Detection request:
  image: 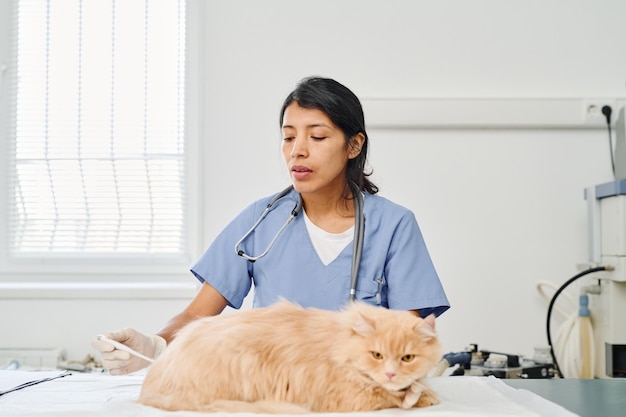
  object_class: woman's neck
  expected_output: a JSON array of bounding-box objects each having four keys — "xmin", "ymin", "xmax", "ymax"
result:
[{"xmin": 301, "ymin": 188, "xmax": 355, "ymax": 233}]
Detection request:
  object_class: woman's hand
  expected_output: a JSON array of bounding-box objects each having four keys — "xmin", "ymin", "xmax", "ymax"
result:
[{"xmin": 92, "ymin": 328, "xmax": 166, "ymax": 375}]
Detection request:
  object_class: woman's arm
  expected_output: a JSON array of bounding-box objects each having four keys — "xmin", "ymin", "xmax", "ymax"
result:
[{"xmin": 156, "ymin": 282, "xmax": 229, "ymax": 344}]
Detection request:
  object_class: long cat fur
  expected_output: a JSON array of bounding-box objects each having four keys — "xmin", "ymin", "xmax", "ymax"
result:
[{"xmin": 138, "ymin": 300, "xmax": 442, "ymax": 413}]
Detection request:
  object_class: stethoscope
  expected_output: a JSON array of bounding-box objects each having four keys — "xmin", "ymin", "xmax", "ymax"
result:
[{"xmin": 235, "ymin": 184, "xmax": 364, "ymax": 302}]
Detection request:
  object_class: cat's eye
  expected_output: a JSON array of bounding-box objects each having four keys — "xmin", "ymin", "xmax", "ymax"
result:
[
  {"xmin": 401, "ymin": 354, "xmax": 415, "ymax": 362},
  {"xmin": 371, "ymin": 351, "xmax": 383, "ymax": 360}
]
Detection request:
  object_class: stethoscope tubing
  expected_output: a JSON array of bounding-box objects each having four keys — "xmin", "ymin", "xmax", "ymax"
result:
[
  {"xmin": 235, "ymin": 184, "xmax": 364, "ymax": 302},
  {"xmin": 349, "ymin": 182, "xmax": 364, "ymax": 302},
  {"xmin": 234, "ymin": 186, "xmax": 302, "ymax": 262}
]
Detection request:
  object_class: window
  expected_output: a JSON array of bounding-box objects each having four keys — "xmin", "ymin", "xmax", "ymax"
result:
[{"xmin": 2, "ymin": 0, "xmax": 193, "ymax": 274}]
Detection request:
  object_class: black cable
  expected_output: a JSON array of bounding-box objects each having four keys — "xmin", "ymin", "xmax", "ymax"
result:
[
  {"xmin": 0, "ymin": 371, "xmax": 71, "ymax": 396},
  {"xmin": 602, "ymin": 105, "xmax": 614, "ymax": 177},
  {"xmin": 546, "ymin": 266, "xmax": 607, "ymax": 378}
]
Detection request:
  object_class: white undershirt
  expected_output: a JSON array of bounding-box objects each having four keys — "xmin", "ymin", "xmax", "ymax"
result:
[{"xmin": 303, "ymin": 210, "xmax": 354, "ymax": 266}]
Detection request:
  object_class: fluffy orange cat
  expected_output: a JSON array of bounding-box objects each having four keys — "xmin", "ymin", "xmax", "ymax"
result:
[{"xmin": 138, "ymin": 300, "xmax": 442, "ymax": 413}]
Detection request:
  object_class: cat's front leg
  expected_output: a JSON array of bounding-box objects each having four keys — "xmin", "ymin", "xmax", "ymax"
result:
[
  {"xmin": 401, "ymin": 380, "xmax": 439, "ymax": 409},
  {"xmin": 400, "ymin": 382, "xmax": 422, "ymax": 409}
]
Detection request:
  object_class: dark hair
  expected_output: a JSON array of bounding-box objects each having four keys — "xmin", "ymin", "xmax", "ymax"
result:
[{"xmin": 279, "ymin": 76, "xmax": 378, "ymax": 197}]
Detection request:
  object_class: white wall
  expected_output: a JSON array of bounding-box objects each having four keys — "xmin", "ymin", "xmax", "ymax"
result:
[
  {"xmin": 198, "ymin": 0, "xmax": 626, "ymax": 358},
  {"xmin": 2, "ymin": 0, "xmax": 626, "ymax": 363}
]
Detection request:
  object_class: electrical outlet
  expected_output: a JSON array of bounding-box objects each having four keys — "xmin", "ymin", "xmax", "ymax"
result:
[{"xmin": 583, "ymin": 99, "xmax": 616, "ymax": 126}]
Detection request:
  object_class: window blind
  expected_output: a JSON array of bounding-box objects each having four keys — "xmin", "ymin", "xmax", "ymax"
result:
[{"xmin": 9, "ymin": 0, "xmax": 186, "ymax": 255}]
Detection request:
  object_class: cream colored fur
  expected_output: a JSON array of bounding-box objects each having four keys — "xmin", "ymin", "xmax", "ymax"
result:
[{"xmin": 139, "ymin": 300, "xmax": 441, "ymax": 413}]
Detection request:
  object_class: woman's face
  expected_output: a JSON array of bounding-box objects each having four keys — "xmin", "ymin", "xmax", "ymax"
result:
[{"xmin": 281, "ymin": 102, "xmax": 361, "ymax": 197}]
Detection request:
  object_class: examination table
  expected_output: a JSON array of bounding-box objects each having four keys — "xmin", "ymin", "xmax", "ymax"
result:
[
  {"xmin": 0, "ymin": 370, "xmax": 594, "ymax": 417},
  {"xmin": 505, "ymin": 378, "xmax": 626, "ymax": 417}
]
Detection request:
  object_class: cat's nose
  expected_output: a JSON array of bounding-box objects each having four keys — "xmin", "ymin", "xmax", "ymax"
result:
[{"xmin": 385, "ymin": 371, "xmax": 395, "ymax": 380}]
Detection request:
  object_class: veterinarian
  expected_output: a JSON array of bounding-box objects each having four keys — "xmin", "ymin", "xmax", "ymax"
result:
[{"xmin": 93, "ymin": 76, "xmax": 450, "ymax": 375}]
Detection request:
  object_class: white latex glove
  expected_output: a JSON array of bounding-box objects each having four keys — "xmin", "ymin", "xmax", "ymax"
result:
[{"xmin": 91, "ymin": 328, "xmax": 166, "ymax": 375}]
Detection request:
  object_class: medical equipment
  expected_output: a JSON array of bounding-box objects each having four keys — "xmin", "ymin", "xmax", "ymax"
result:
[
  {"xmin": 235, "ymin": 184, "xmax": 365, "ymax": 302},
  {"xmin": 434, "ymin": 344, "xmax": 555, "ymax": 379},
  {"xmin": 544, "ymin": 266, "xmax": 608, "ymax": 378},
  {"xmin": 235, "ymin": 186, "xmax": 304, "ymax": 262},
  {"xmin": 0, "ymin": 370, "xmax": 71, "ymax": 397},
  {"xmin": 584, "ymin": 181, "xmax": 626, "ymax": 378},
  {"xmin": 580, "ymin": 106, "xmax": 626, "ymax": 378},
  {"xmin": 95, "ymin": 335, "xmax": 155, "ymax": 364}
]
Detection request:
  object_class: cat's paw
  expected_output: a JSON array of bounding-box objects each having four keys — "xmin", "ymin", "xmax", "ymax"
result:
[
  {"xmin": 401, "ymin": 380, "xmax": 439, "ymax": 409},
  {"xmin": 400, "ymin": 382, "xmax": 423, "ymax": 409},
  {"xmin": 415, "ymin": 387, "xmax": 439, "ymax": 408}
]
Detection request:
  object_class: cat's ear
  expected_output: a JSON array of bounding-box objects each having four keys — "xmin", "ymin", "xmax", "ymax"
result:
[
  {"xmin": 423, "ymin": 314, "xmax": 436, "ymax": 331},
  {"xmin": 415, "ymin": 314, "xmax": 437, "ymax": 340},
  {"xmin": 352, "ymin": 313, "xmax": 376, "ymax": 335}
]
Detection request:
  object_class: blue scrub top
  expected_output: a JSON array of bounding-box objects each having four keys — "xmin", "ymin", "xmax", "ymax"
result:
[{"xmin": 191, "ymin": 188, "xmax": 449, "ymax": 317}]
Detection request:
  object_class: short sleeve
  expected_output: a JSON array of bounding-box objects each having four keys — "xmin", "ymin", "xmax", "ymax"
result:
[
  {"xmin": 190, "ymin": 202, "xmax": 258, "ymax": 308},
  {"xmin": 384, "ymin": 210, "xmax": 450, "ymax": 317}
]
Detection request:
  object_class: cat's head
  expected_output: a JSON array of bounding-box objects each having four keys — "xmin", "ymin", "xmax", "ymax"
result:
[{"xmin": 343, "ymin": 303, "xmax": 442, "ymax": 392}]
